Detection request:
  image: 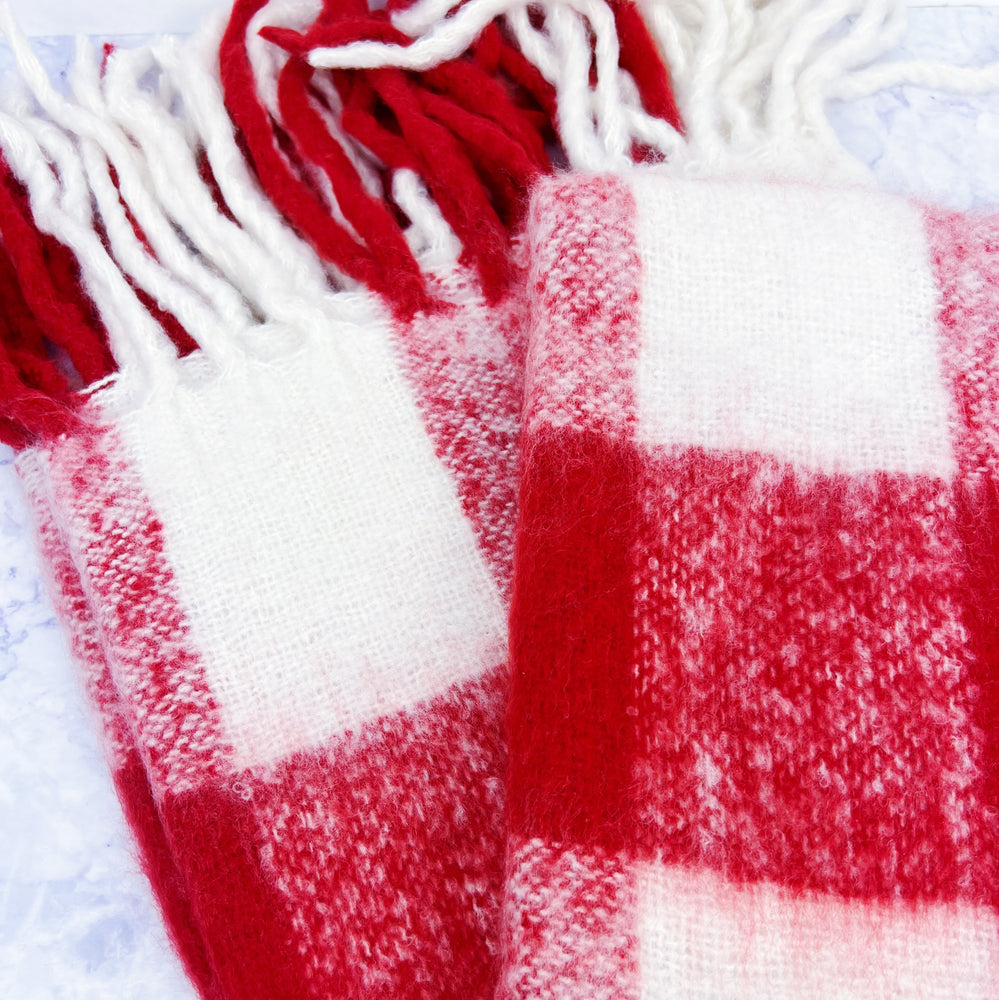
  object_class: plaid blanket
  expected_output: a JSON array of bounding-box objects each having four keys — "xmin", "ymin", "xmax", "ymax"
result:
[
  {"xmin": 504, "ymin": 169, "xmax": 999, "ymax": 998},
  {"xmin": 17, "ymin": 279, "xmax": 523, "ymax": 999},
  {"xmin": 1, "ymin": 0, "xmax": 997, "ymax": 997}
]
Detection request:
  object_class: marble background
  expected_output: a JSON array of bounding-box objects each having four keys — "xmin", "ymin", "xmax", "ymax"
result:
[
  {"xmin": 4, "ymin": 0, "xmax": 231, "ymax": 38},
  {"xmin": 1, "ymin": 5, "xmax": 998, "ymax": 998}
]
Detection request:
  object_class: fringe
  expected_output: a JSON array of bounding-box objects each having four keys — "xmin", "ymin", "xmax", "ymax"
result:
[{"xmin": 0, "ymin": 0, "xmax": 993, "ymax": 452}]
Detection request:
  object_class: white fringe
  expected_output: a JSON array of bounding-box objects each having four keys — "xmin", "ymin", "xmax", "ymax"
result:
[
  {"xmin": 308, "ymin": 0, "xmax": 998, "ymax": 180},
  {"xmin": 0, "ymin": 0, "xmax": 994, "ymax": 391}
]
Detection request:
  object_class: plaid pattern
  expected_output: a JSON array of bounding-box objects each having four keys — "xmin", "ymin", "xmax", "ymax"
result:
[
  {"xmin": 502, "ymin": 171, "xmax": 999, "ymax": 999},
  {"xmin": 17, "ymin": 275, "xmax": 525, "ymax": 1000}
]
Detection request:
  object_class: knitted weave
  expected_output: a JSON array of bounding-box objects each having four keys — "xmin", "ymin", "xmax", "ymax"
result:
[
  {"xmin": 502, "ymin": 169, "xmax": 999, "ymax": 999},
  {"xmin": 0, "ymin": 2, "xmax": 684, "ymax": 996},
  {"xmin": 4, "ymin": 0, "xmax": 996, "ymax": 995},
  {"xmin": 17, "ymin": 282, "xmax": 522, "ymax": 1000},
  {"xmin": 0, "ymin": 13, "xmax": 526, "ymax": 999}
]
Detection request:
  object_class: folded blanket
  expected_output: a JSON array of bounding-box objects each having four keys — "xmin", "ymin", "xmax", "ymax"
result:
[
  {"xmin": 3, "ymin": 0, "xmax": 997, "ymax": 996},
  {"xmin": 0, "ymin": 2, "xmax": 680, "ymax": 997},
  {"xmin": 9, "ymin": 156, "xmax": 517, "ymax": 1000},
  {"xmin": 0, "ymin": 16, "xmax": 522, "ymax": 1000},
  {"xmin": 504, "ymin": 168, "xmax": 999, "ymax": 998}
]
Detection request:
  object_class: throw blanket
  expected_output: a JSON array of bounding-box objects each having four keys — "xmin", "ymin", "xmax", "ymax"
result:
[
  {"xmin": 0, "ymin": 2, "xmax": 672, "ymax": 996},
  {"xmin": 0, "ymin": 0, "xmax": 996, "ymax": 997},
  {"xmin": 505, "ymin": 168, "xmax": 999, "ymax": 999}
]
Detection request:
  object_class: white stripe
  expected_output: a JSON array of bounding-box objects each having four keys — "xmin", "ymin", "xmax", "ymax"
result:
[
  {"xmin": 103, "ymin": 300, "xmax": 506, "ymax": 769},
  {"xmin": 633, "ymin": 173, "xmax": 956, "ymax": 477},
  {"xmin": 637, "ymin": 862, "xmax": 999, "ymax": 1000}
]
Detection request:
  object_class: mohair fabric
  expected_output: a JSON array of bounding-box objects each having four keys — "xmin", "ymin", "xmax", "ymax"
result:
[
  {"xmin": 16, "ymin": 279, "xmax": 523, "ymax": 1000},
  {"xmin": 0, "ymin": 12, "xmax": 527, "ymax": 1000},
  {"xmin": 0, "ymin": 2, "xmax": 683, "ymax": 997},
  {"xmin": 502, "ymin": 168, "xmax": 999, "ymax": 999},
  {"xmin": 2, "ymin": 0, "xmax": 996, "ymax": 996}
]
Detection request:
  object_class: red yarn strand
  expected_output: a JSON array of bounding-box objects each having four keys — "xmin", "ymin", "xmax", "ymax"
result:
[
  {"xmin": 610, "ymin": 0, "xmax": 684, "ymax": 133},
  {"xmin": 276, "ymin": 56, "xmax": 427, "ymax": 312},
  {"xmin": 0, "ymin": 164, "xmax": 112, "ymax": 386},
  {"xmin": 220, "ymin": 0, "xmax": 384, "ymax": 293},
  {"xmin": 368, "ymin": 66, "xmax": 513, "ymax": 300}
]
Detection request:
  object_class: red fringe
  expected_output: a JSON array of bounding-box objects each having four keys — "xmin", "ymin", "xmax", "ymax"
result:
[
  {"xmin": 261, "ymin": 9, "xmax": 553, "ymax": 305},
  {"xmin": 255, "ymin": 0, "xmax": 682, "ymax": 308},
  {"xmin": 220, "ymin": 0, "xmax": 395, "ymax": 300},
  {"xmin": 276, "ymin": 56, "xmax": 428, "ymax": 312},
  {"xmin": 0, "ymin": 159, "xmax": 112, "ymax": 447},
  {"xmin": 611, "ymin": 0, "xmax": 684, "ymax": 134}
]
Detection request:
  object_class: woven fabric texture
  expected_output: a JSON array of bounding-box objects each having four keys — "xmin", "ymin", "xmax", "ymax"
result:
[
  {"xmin": 17, "ymin": 274, "xmax": 524, "ymax": 1000},
  {"xmin": 503, "ymin": 170, "xmax": 999, "ymax": 1000}
]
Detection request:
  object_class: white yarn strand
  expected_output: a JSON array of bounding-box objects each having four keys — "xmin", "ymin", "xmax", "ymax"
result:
[
  {"xmin": 11, "ymin": 78, "xmax": 243, "ymax": 367},
  {"xmin": 154, "ymin": 21, "xmax": 385, "ymax": 339},
  {"xmin": 55, "ymin": 35, "xmax": 259, "ymax": 341},
  {"xmin": 795, "ymin": 0, "xmax": 903, "ymax": 147},
  {"xmin": 0, "ymin": 108, "xmax": 177, "ymax": 386},
  {"xmin": 100, "ymin": 46, "xmax": 317, "ymax": 329},
  {"xmin": 831, "ymin": 55, "xmax": 999, "ymax": 99},
  {"xmin": 308, "ymin": 0, "xmax": 519, "ymax": 70},
  {"xmin": 635, "ymin": 0, "xmax": 999, "ymax": 175},
  {"xmin": 392, "ymin": 167, "xmax": 461, "ymax": 269},
  {"xmin": 247, "ymin": 0, "xmax": 322, "ymax": 121},
  {"xmin": 768, "ymin": 0, "xmax": 870, "ymax": 138},
  {"xmin": 548, "ymin": 3, "xmax": 631, "ymax": 167},
  {"xmin": 153, "ymin": 22, "xmax": 332, "ymax": 305},
  {"xmin": 391, "ymin": 0, "xmax": 463, "ymax": 38},
  {"xmin": 309, "ymin": 0, "xmax": 680, "ymax": 169},
  {"xmin": 80, "ymin": 137, "xmax": 242, "ymax": 358}
]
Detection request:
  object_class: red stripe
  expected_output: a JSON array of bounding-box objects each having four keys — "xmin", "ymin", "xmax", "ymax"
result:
[
  {"xmin": 250, "ymin": 668, "xmax": 507, "ymax": 1000},
  {"xmin": 633, "ymin": 447, "xmax": 992, "ymax": 904},
  {"xmin": 927, "ymin": 206, "xmax": 999, "ymax": 907},
  {"xmin": 508, "ymin": 174, "xmax": 646, "ymax": 846},
  {"xmin": 511, "ymin": 429, "xmax": 994, "ymax": 901},
  {"xmin": 508, "ymin": 426, "xmax": 642, "ymax": 848},
  {"xmin": 952, "ymin": 480, "xmax": 999, "ymax": 908},
  {"xmin": 161, "ymin": 784, "xmax": 306, "ymax": 1000},
  {"xmin": 117, "ymin": 755, "xmax": 222, "ymax": 1000}
]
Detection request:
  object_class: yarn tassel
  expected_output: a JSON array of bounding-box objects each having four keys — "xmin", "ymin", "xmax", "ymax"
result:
[
  {"xmin": 0, "ymin": 154, "xmax": 112, "ymax": 445},
  {"xmin": 256, "ymin": 4, "xmax": 552, "ymax": 304},
  {"xmin": 252, "ymin": 0, "xmax": 686, "ymax": 307}
]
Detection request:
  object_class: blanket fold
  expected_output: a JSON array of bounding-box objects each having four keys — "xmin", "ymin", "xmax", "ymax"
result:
[{"xmin": 0, "ymin": 0, "xmax": 997, "ymax": 997}]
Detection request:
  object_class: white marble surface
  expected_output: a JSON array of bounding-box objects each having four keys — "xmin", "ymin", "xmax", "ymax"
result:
[
  {"xmin": 1, "ymin": 6, "xmax": 998, "ymax": 999},
  {"xmin": 6, "ymin": 0, "xmax": 230, "ymax": 38},
  {"xmin": 829, "ymin": 7, "xmax": 999, "ymax": 209}
]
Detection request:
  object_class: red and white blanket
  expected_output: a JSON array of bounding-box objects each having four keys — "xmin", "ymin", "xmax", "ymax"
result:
[
  {"xmin": 504, "ymin": 169, "xmax": 999, "ymax": 998},
  {"xmin": 0, "ymin": 2, "xmax": 538, "ymax": 994},
  {"xmin": 1, "ymin": 0, "xmax": 997, "ymax": 998},
  {"xmin": 17, "ymin": 276, "xmax": 524, "ymax": 1000}
]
